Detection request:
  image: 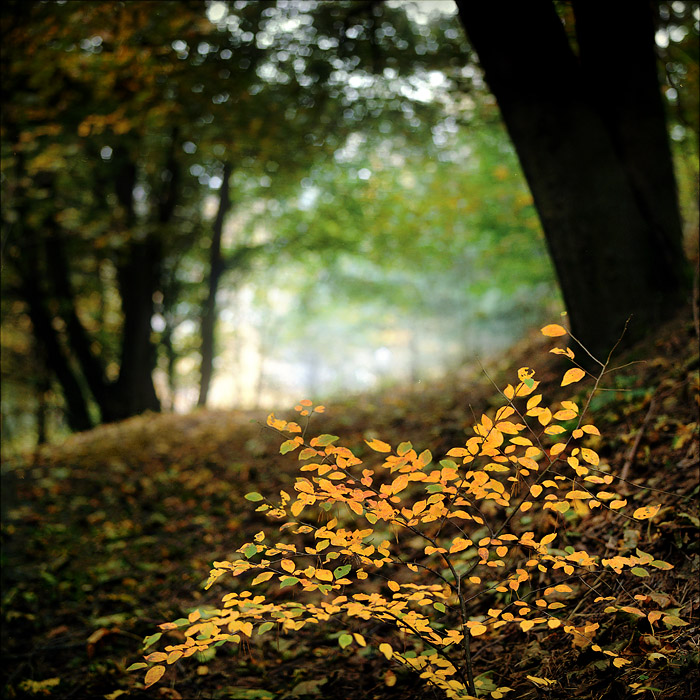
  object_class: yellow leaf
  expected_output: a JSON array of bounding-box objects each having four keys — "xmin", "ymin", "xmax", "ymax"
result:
[
  {"xmin": 580, "ymin": 448, "xmax": 599, "ymax": 466},
  {"xmin": 537, "ymin": 408, "xmax": 552, "ymax": 426},
  {"xmin": 566, "ymin": 490, "xmax": 590, "ymax": 499},
  {"xmin": 353, "ymin": 633, "xmax": 366, "ymax": 646},
  {"xmin": 379, "ymin": 643, "xmax": 393, "ymax": 660},
  {"xmin": 561, "ymin": 368, "xmax": 586, "ymax": 386},
  {"xmin": 365, "ymin": 438, "xmax": 391, "ymax": 452},
  {"xmin": 144, "ymin": 665, "xmax": 166, "ymax": 688},
  {"xmin": 468, "ymin": 623, "xmax": 487, "ymax": 636},
  {"xmin": 527, "ymin": 675, "xmax": 556, "ymax": 687},
  {"xmin": 251, "ymin": 571, "xmax": 274, "ymax": 586},
  {"xmin": 541, "ymin": 324, "xmax": 567, "ymax": 337},
  {"xmin": 290, "ymin": 500, "xmax": 305, "ymax": 517},
  {"xmin": 633, "ymin": 505, "xmax": 661, "ymax": 520},
  {"xmin": 550, "ymin": 443, "xmax": 566, "ymax": 456},
  {"xmin": 391, "ymin": 474, "xmax": 409, "ymax": 494},
  {"xmin": 518, "ymin": 367, "xmax": 535, "ymax": 383},
  {"xmin": 280, "ymin": 559, "xmax": 296, "ymax": 573},
  {"xmin": 315, "ymin": 569, "xmax": 333, "ymax": 582},
  {"xmin": 347, "ymin": 500, "xmax": 364, "ymax": 515},
  {"xmin": 387, "ymin": 580, "xmax": 400, "ymax": 592}
]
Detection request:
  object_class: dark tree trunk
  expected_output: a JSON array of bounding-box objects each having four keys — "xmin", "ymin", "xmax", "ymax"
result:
[
  {"xmin": 455, "ymin": 0, "xmax": 689, "ymax": 359},
  {"xmin": 114, "ymin": 238, "xmax": 162, "ymax": 418},
  {"xmin": 198, "ymin": 162, "xmax": 233, "ymax": 408},
  {"xmin": 44, "ymin": 224, "xmax": 113, "ymax": 416},
  {"xmin": 109, "ymin": 148, "xmax": 163, "ymax": 420},
  {"xmin": 21, "ymin": 278, "xmax": 93, "ymax": 432},
  {"xmin": 7, "ymin": 156, "xmax": 94, "ymax": 432}
]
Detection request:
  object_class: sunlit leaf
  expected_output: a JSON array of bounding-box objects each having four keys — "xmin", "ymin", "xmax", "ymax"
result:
[
  {"xmin": 365, "ymin": 438, "xmax": 391, "ymax": 452},
  {"xmin": 251, "ymin": 571, "xmax": 274, "ymax": 586},
  {"xmin": 633, "ymin": 505, "xmax": 661, "ymax": 520},
  {"xmin": 561, "ymin": 368, "xmax": 585, "ymax": 386},
  {"xmin": 541, "ymin": 324, "xmax": 567, "ymax": 336}
]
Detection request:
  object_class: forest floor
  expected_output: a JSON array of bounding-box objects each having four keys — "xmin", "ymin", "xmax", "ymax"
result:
[{"xmin": 1, "ymin": 309, "xmax": 698, "ymax": 700}]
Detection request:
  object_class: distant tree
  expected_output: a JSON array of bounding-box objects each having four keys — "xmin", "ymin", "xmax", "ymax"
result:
[{"xmin": 455, "ymin": 0, "xmax": 692, "ymax": 358}]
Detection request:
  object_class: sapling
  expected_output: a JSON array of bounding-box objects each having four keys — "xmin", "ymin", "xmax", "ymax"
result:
[{"xmin": 131, "ymin": 324, "xmax": 681, "ymax": 698}]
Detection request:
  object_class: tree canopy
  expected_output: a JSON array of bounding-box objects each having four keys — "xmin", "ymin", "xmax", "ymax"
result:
[{"xmin": 1, "ymin": 0, "xmax": 697, "ymax": 449}]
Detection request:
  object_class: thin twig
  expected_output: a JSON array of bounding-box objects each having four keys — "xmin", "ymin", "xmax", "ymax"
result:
[{"xmin": 620, "ymin": 395, "xmax": 658, "ymax": 481}]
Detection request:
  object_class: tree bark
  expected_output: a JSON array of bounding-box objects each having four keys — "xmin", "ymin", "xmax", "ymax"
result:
[
  {"xmin": 455, "ymin": 0, "xmax": 689, "ymax": 359},
  {"xmin": 198, "ymin": 162, "xmax": 233, "ymax": 407},
  {"xmin": 114, "ymin": 237, "xmax": 162, "ymax": 418},
  {"xmin": 20, "ymin": 278, "xmax": 93, "ymax": 432},
  {"xmin": 44, "ymin": 224, "xmax": 113, "ymax": 417},
  {"xmin": 109, "ymin": 147, "xmax": 163, "ymax": 420}
]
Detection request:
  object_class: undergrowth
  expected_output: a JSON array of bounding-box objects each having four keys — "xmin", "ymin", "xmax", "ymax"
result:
[{"xmin": 130, "ymin": 324, "xmax": 690, "ymax": 698}]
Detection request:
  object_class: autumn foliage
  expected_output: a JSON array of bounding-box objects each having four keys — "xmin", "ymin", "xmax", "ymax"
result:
[{"xmin": 131, "ymin": 325, "xmax": 685, "ymax": 697}]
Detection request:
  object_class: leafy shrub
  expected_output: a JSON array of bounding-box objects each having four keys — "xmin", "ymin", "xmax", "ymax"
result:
[{"xmin": 130, "ymin": 324, "xmax": 683, "ymax": 697}]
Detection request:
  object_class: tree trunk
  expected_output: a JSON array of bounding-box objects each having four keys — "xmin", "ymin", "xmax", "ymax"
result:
[
  {"xmin": 113, "ymin": 238, "xmax": 162, "ymax": 419},
  {"xmin": 455, "ymin": 0, "xmax": 689, "ymax": 359},
  {"xmin": 45, "ymin": 223, "xmax": 113, "ymax": 416},
  {"xmin": 198, "ymin": 163, "xmax": 233, "ymax": 407},
  {"xmin": 21, "ymin": 279, "xmax": 93, "ymax": 432},
  {"xmin": 109, "ymin": 148, "xmax": 163, "ymax": 420}
]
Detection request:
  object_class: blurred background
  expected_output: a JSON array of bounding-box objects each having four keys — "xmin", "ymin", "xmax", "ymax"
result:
[{"xmin": 2, "ymin": 0, "xmax": 697, "ymax": 453}]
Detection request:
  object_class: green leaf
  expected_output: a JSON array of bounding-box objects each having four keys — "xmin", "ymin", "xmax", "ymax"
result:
[
  {"xmin": 258, "ymin": 622, "xmax": 274, "ymax": 635},
  {"xmin": 630, "ymin": 567, "xmax": 649, "ymax": 577},
  {"xmin": 439, "ymin": 459, "xmax": 458, "ymax": 469},
  {"xmin": 433, "ymin": 602, "xmax": 446, "ymax": 613},
  {"xmin": 142, "ymin": 632, "xmax": 162, "ymax": 649},
  {"xmin": 243, "ymin": 544, "xmax": 258, "ymax": 559},
  {"xmin": 279, "ymin": 576, "xmax": 299, "ymax": 588},
  {"xmin": 333, "ymin": 564, "xmax": 352, "ymax": 579},
  {"xmin": 338, "ymin": 633, "xmax": 353, "ymax": 649},
  {"xmin": 397, "ymin": 441, "xmax": 413, "ymax": 455},
  {"xmin": 245, "ymin": 492, "xmax": 264, "ymax": 502},
  {"xmin": 126, "ymin": 662, "xmax": 148, "ymax": 672},
  {"xmin": 315, "ymin": 434, "xmax": 339, "ymax": 446},
  {"xmin": 426, "ymin": 484, "xmax": 444, "ymax": 493},
  {"xmin": 280, "ymin": 439, "xmax": 300, "ymax": 454},
  {"xmin": 663, "ymin": 615, "xmax": 688, "ymax": 627}
]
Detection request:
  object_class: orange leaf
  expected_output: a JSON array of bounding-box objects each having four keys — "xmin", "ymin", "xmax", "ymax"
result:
[
  {"xmin": 541, "ymin": 324, "xmax": 567, "ymax": 337},
  {"xmin": 633, "ymin": 505, "xmax": 661, "ymax": 520}
]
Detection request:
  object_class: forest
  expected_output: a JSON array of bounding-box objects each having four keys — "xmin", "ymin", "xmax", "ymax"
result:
[{"xmin": 1, "ymin": 1, "xmax": 698, "ymax": 699}]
